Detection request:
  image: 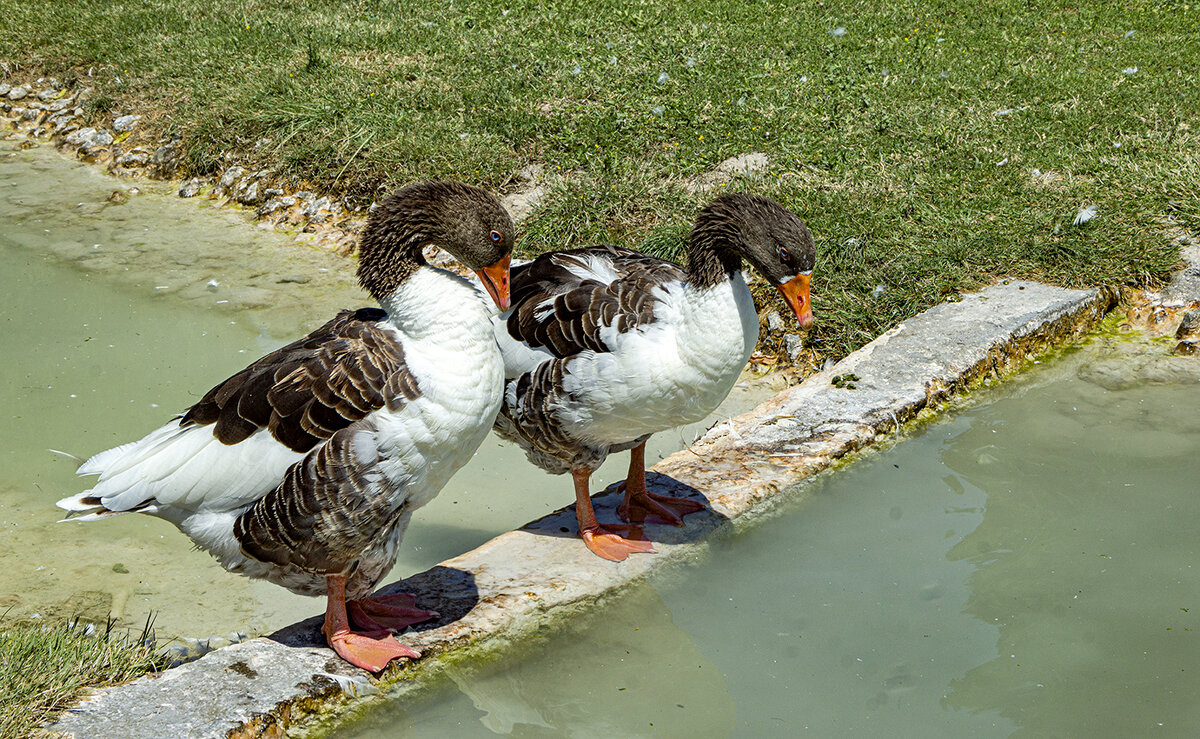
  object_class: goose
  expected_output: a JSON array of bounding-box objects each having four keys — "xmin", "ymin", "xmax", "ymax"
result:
[
  {"xmin": 491, "ymin": 193, "xmax": 814, "ymax": 561},
  {"xmin": 57, "ymin": 181, "xmax": 515, "ymax": 672}
]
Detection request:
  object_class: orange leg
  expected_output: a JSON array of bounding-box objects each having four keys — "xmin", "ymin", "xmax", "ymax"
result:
[
  {"xmin": 616, "ymin": 441, "xmax": 705, "ymax": 526},
  {"xmin": 323, "ymin": 575, "xmax": 420, "ymax": 673},
  {"xmin": 573, "ymin": 466, "xmax": 655, "ymax": 561}
]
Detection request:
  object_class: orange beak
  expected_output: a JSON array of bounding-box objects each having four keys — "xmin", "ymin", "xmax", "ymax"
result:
[
  {"xmin": 776, "ymin": 272, "xmax": 813, "ymax": 329},
  {"xmin": 474, "ymin": 254, "xmax": 511, "ymax": 312}
]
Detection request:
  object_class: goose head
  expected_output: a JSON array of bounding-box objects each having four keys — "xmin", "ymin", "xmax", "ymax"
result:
[
  {"xmin": 690, "ymin": 193, "xmax": 815, "ymax": 328},
  {"xmin": 358, "ymin": 181, "xmax": 516, "ymax": 310}
]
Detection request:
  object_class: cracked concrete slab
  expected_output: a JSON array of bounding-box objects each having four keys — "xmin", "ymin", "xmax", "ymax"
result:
[{"xmin": 47, "ymin": 280, "xmax": 1116, "ymax": 738}]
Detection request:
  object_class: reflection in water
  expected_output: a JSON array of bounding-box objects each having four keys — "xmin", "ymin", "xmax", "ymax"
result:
[
  {"xmin": 344, "ymin": 587, "xmax": 735, "ymax": 738},
  {"xmin": 942, "ymin": 341, "xmax": 1200, "ymax": 737},
  {"xmin": 339, "ymin": 338, "xmax": 1199, "ymax": 737}
]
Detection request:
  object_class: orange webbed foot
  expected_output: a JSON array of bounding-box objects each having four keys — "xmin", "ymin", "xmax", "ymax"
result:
[
  {"xmin": 617, "ymin": 482, "xmax": 706, "ymax": 526},
  {"xmin": 348, "ymin": 592, "xmax": 438, "ymax": 633},
  {"xmin": 580, "ymin": 522, "xmax": 655, "ymax": 561},
  {"xmin": 324, "ymin": 628, "xmax": 420, "ymax": 673}
]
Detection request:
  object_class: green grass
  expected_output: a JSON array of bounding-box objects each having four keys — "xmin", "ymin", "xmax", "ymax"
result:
[
  {"xmin": 0, "ymin": 616, "xmax": 162, "ymax": 737},
  {"xmin": 1, "ymin": 0, "xmax": 1197, "ymax": 357}
]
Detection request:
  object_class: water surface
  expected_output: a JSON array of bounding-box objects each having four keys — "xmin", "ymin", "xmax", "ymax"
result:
[{"xmin": 338, "ymin": 337, "xmax": 1200, "ymax": 738}]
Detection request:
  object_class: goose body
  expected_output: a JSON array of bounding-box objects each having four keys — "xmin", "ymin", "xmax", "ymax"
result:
[
  {"xmin": 58, "ymin": 181, "xmax": 515, "ymax": 671},
  {"xmin": 492, "ymin": 195, "xmax": 815, "ymax": 560},
  {"xmin": 494, "ymin": 247, "xmax": 760, "ymax": 472}
]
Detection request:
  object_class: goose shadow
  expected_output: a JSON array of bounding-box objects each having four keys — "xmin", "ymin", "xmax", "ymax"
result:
[
  {"xmin": 520, "ymin": 471, "xmax": 733, "ymax": 548},
  {"xmin": 268, "ymin": 565, "xmax": 478, "ymax": 650}
]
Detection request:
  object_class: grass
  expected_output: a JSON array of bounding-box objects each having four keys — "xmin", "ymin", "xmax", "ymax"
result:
[
  {"xmin": 1, "ymin": 0, "xmax": 1197, "ymax": 357},
  {"xmin": 0, "ymin": 616, "xmax": 163, "ymax": 737}
]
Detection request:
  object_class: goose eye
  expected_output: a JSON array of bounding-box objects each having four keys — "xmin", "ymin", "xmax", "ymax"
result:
[
  {"xmin": 491, "ymin": 230, "xmax": 503, "ymax": 243},
  {"xmin": 779, "ymin": 247, "xmax": 791, "ymax": 262}
]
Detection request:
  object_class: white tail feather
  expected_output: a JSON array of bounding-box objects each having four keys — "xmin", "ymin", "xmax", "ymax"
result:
[{"xmin": 47, "ymin": 448, "xmax": 83, "ymax": 463}]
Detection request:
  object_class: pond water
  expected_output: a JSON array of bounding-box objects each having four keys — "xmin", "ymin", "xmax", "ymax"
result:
[
  {"xmin": 0, "ymin": 140, "xmax": 773, "ymax": 642},
  {"xmin": 337, "ymin": 337, "xmax": 1200, "ymax": 738}
]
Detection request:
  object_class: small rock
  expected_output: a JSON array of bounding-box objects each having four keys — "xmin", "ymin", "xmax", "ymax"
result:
[
  {"xmin": 150, "ymin": 142, "xmax": 179, "ymax": 176},
  {"xmin": 107, "ymin": 190, "xmax": 129, "ymax": 204},
  {"xmin": 501, "ymin": 185, "xmax": 548, "ymax": 224},
  {"xmin": 0, "ymin": 83, "xmax": 10, "ymax": 96},
  {"xmin": 115, "ymin": 151, "xmax": 149, "ymax": 166},
  {"xmin": 112, "ymin": 114, "xmax": 141, "ymax": 132},
  {"xmin": 686, "ymin": 152, "xmax": 771, "ymax": 194},
  {"xmin": 1173, "ymin": 340, "xmax": 1198, "ymax": 356},
  {"xmin": 257, "ymin": 198, "xmax": 286, "ymax": 216},
  {"xmin": 37, "ymin": 88, "xmax": 59, "ymax": 102},
  {"xmin": 179, "ymin": 178, "xmax": 204, "ymax": 198},
  {"xmin": 218, "ymin": 165, "xmax": 245, "ymax": 190},
  {"xmin": 783, "ymin": 334, "xmax": 805, "ymax": 363},
  {"xmin": 766, "ymin": 311, "xmax": 784, "ymax": 332},
  {"xmin": 1176, "ymin": 309, "xmax": 1200, "ymax": 341},
  {"xmin": 65, "ymin": 127, "xmax": 114, "ymax": 149},
  {"xmin": 303, "ymin": 196, "xmax": 332, "ymax": 217},
  {"xmin": 6, "ymin": 86, "xmax": 28, "ymax": 101},
  {"xmin": 236, "ymin": 180, "xmax": 262, "ymax": 205}
]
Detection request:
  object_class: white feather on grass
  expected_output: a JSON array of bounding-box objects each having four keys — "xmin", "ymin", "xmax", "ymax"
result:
[{"xmin": 1073, "ymin": 204, "xmax": 1099, "ymax": 226}]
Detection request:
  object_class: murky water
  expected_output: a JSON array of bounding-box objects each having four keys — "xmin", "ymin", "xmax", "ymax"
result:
[
  {"xmin": 338, "ymin": 338, "xmax": 1200, "ymax": 738},
  {"xmin": 0, "ymin": 140, "xmax": 774, "ymax": 642}
]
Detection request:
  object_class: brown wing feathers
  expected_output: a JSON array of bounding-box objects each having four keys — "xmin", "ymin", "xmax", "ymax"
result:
[
  {"xmin": 181, "ymin": 308, "xmax": 419, "ymax": 453},
  {"xmin": 505, "ymin": 245, "xmax": 685, "ymax": 358},
  {"xmin": 234, "ymin": 423, "xmax": 404, "ymax": 575}
]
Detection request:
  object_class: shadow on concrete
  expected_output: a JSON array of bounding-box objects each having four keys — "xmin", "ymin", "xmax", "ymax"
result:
[
  {"xmin": 520, "ymin": 471, "xmax": 732, "ymax": 547},
  {"xmin": 267, "ymin": 566, "xmax": 479, "ymax": 648}
]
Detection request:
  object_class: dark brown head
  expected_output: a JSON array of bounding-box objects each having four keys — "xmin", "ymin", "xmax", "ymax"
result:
[
  {"xmin": 357, "ymin": 181, "xmax": 516, "ymax": 309},
  {"xmin": 689, "ymin": 193, "xmax": 815, "ymax": 328}
]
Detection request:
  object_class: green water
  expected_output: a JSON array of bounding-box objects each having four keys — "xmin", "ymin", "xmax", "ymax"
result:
[
  {"xmin": 0, "ymin": 140, "xmax": 772, "ymax": 642},
  {"xmin": 339, "ymin": 339, "xmax": 1200, "ymax": 738}
]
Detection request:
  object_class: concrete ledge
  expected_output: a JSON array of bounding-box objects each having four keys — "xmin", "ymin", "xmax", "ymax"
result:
[{"xmin": 48, "ymin": 280, "xmax": 1116, "ymax": 738}]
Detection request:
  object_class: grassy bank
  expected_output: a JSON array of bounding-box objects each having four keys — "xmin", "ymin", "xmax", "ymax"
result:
[
  {"xmin": 1, "ymin": 0, "xmax": 1197, "ymax": 356},
  {"xmin": 0, "ymin": 617, "xmax": 162, "ymax": 737}
]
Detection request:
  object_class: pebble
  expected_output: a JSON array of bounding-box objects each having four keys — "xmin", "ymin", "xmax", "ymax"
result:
[
  {"xmin": 65, "ymin": 127, "xmax": 114, "ymax": 149},
  {"xmin": 783, "ymin": 334, "xmax": 805, "ymax": 363},
  {"xmin": 6, "ymin": 86, "xmax": 28, "ymax": 100},
  {"xmin": 219, "ymin": 165, "xmax": 245, "ymax": 189},
  {"xmin": 236, "ymin": 180, "xmax": 262, "ymax": 204},
  {"xmin": 113, "ymin": 114, "xmax": 141, "ymax": 132},
  {"xmin": 1177, "ymin": 308, "xmax": 1200, "ymax": 341},
  {"xmin": 179, "ymin": 178, "xmax": 204, "ymax": 198},
  {"xmin": 116, "ymin": 151, "xmax": 149, "ymax": 166}
]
